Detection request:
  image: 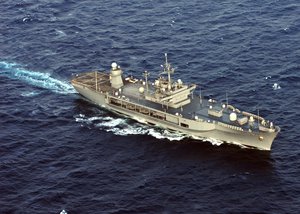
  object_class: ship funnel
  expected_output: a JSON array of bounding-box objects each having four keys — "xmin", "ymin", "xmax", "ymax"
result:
[{"xmin": 110, "ymin": 62, "xmax": 124, "ymax": 89}]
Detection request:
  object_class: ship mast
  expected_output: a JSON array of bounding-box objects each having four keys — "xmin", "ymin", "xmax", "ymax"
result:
[
  {"xmin": 163, "ymin": 53, "xmax": 174, "ymax": 91},
  {"xmin": 144, "ymin": 70, "xmax": 150, "ymax": 93},
  {"xmin": 95, "ymin": 71, "xmax": 98, "ymax": 91}
]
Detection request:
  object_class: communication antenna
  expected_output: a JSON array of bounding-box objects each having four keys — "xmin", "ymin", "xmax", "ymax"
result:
[
  {"xmin": 257, "ymin": 108, "xmax": 260, "ymax": 132},
  {"xmin": 199, "ymin": 87, "xmax": 202, "ymax": 105},
  {"xmin": 226, "ymin": 91, "xmax": 228, "ymax": 106}
]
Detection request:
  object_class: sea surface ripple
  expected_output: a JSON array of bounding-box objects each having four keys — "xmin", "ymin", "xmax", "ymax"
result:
[{"xmin": 0, "ymin": 0, "xmax": 299, "ymax": 213}]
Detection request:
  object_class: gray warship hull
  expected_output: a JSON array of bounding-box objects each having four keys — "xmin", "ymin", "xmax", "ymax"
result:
[{"xmin": 71, "ymin": 70, "xmax": 280, "ymax": 151}]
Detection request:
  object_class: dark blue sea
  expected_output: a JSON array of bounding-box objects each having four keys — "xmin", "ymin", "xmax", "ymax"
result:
[{"xmin": 0, "ymin": 0, "xmax": 299, "ymax": 213}]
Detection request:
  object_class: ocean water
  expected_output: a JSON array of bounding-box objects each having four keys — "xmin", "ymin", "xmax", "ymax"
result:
[{"xmin": 0, "ymin": 0, "xmax": 299, "ymax": 213}]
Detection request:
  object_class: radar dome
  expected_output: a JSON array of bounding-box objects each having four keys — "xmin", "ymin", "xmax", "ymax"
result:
[
  {"xmin": 177, "ymin": 79, "xmax": 183, "ymax": 85},
  {"xmin": 229, "ymin": 112, "xmax": 237, "ymax": 121},
  {"xmin": 111, "ymin": 62, "xmax": 118, "ymax": 70},
  {"xmin": 139, "ymin": 87, "xmax": 145, "ymax": 93},
  {"xmin": 249, "ymin": 116, "xmax": 254, "ymax": 123}
]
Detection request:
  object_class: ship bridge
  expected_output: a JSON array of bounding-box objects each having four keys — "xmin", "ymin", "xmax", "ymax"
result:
[{"xmin": 139, "ymin": 54, "xmax": 197, "ymax": 108}]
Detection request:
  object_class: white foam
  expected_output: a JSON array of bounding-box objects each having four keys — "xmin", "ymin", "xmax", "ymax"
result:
[
  {"xmin": 107, "ymin": 126, "xmax": 148, "ymax": 136},
  {"xmin": 99, "ymin": 115, "xmax": 185, "ymax": 140},
  {"xmin": 191, "ymin": 135, "xmax": 224, "ymax": 146},
  {"xmin": 88, "ymin": 116, "xmax": 105, "ymax": 122},
  {"xmin": 55, "ymin": 29, "xmax": 67, "ymax": 37},
  {"xmin": 203, "ymin": 138, "xmax": 223, "ymax": 146},
  {"xmin": 272, "ymin": 83, "xmax": 281, "ymax": 90},
  {"xmin": 98, "ymin": 118, "xmax": 126, "ymax": 127},
  {"xmin": 148, "ymin": 128, "xmax": 185, "ymax": 141},
  {"xmin": 60, "ymin": 210, "xmax": 67, "ymax": 214},
  {"xmin": 75, "ymin": 114, "xmax": 103, "ymax": 124},
  {"xmin": 21, "ymin": 91, "xmax": 41, "ymax": 97},
  {"xmin": 49, "ymin": 17, "xmax": 57, "ymax": 22},
  {"xmin": 132, "ymin": 116, "xmax": 147, "ymax": 124},
  {"xmin": 227, "ymin": 141, "xmax": 248, "ymax": 149},
  {"xmin": 75, "ymin": 114, "xmax": 186, "ymax": 141},
  {"xmin": 0, "ymin": 61, "xmax": 76, "ymax": 94},
  {"xmin": 22, "ymin": 17, "xmax": 30, "ymax": 22}
]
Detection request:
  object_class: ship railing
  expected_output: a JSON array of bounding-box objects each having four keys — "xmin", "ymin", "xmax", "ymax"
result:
[
  {"xmin": 242, "ymin": 111, "xmax": 264, "ymax": 122},
  {"xmin": 71, "ymin": 79, "xmax": 93, "ymax": 89},
  {"xmin": 259, "ymin": 125, "xmax": 275, "ymax": 133},
  {"xmin": 218, "ymin": 121, "xmax": 243, "ymax": 132},
  {"xmin": 227, "ymin": 104, "xmax": 241, "ymax": 113},
  {"xmin": 227, "ymin": 104, "xmax": 272, "ymax": 128},
  {"xmin": 72, "ymin": 74, "xmax": 112, "ymax": 92}
]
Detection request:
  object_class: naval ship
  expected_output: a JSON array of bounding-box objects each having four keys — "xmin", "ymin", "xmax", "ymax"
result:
[{"xmin": 71, "ymin": 54, "xmax": 280, "ymax": 150}]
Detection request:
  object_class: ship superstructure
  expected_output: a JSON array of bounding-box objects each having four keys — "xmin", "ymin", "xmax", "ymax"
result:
[{"xmin": 71, "ymin": 54, "xmax": 280, "ymax": 150}]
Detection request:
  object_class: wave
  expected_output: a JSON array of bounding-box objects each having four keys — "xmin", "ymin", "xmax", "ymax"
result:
[
  {"xmin": 75, "ymin": 114, "xmax": 227, "ymax": 146},
  {"xmin": 75, "ymin": 114, "xmax": 186, "ymax": 141},
  {"xmin": 20, "ymin": 91, "xmax": 41, "ymax": 97},
  {"xmin": 0, "ymin": 61, "xmax": 76, "ymax": 94},
  {"xmin": 191, "ymin": 135, "xmax": 224, "ymax": 146}
]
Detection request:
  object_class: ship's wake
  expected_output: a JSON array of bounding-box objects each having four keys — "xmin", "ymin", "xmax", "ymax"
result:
[
  {"xmin": 74, "ymin": 114, "xmax": 225, "ymax": 146},
  {"xmin": 0, "ymin": 61, "xmax": 76, "ymax": 94}
]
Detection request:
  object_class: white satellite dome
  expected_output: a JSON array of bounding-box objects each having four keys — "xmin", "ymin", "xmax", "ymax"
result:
[
  {"xmin": 139, "ymin": 87, "xmax": 145, "ymax": 93},
  {"xmin": 111, "ymin": 62, "xmax": 118, "ymax": 70},
  {"xmin": 229, "ymin": 112, "xmax": 237, "ymax": 121},
  {"xmin": 249, "ymin": 116, "xmax": 254, "ymax": 123}
]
